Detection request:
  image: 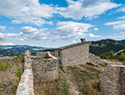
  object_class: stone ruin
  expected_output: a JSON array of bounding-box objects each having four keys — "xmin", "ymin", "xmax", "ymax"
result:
[
  {"xmin": 16, "ymin": 50, "xmax": 58, "ymax": 95},
  {"xmin": 32, "ymin": 52, "xmax": 58, "ymax": 83},
  {"xmin": 100, "ymin": 65, "xmax": 125, "ymax": 95},
  {"xmin": 15, "ymin": 40, "xmax": 125, "ymax": 95}
]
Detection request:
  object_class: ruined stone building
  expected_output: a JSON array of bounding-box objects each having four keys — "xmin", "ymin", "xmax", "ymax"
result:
[
  {"xmin": 16, "ymin": 39, "xmax": 107, "ymax": 95},
  {"xmin": 36, "ymin": 39, "xmax": 90, "ymax": 66}
]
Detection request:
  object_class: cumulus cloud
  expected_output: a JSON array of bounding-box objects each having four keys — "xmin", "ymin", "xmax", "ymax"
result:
[
  {"xmin": 0, "ymin": 26, "xmax": 6, "ymax": 31},
  {"xmin": 104, "ymin": 32, "xmax": 125, "ymax": 40},
  {"xmin": 0, "ymin": 26, "xmax": 49, "ymax": 41},
  {"xmin": 0, "ymin": 0, "xmax": 56, "ymax": 26},
  {"xmin": 51, "ymin": 21, "xmax": 100, "ymax": 40},
  {"xmin": 94, "ymin": 28, "xmax": 99, "ymax": 31},
  {"xmin": 0, "ymin": 32, "xmax": 17, "ymax": 41},
  {"xmin": 0, "ymin": 0, "xmax": 121, "ymax": 26},
  {"xmin": 57, "ymin": 0, "xmax": 120, "ymax": 20},
  {"xmin": 105, "ymin": 20, "xmax": 125, "ymax": 29},
  {"xmin": 19, "ymin": 26, "xmax": 49, "ymax": 40}
]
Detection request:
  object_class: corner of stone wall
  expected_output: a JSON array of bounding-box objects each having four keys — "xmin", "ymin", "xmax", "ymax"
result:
[
  {"xmin": 16, "ymin": 50, "xmax": 34, "ymax": 95},
  {"xmin": 100, "ymin": 65, "xmax": 125, "ymax": 95}
]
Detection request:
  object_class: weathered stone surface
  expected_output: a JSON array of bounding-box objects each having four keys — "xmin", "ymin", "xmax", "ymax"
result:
[
  {"xmin": 100, "ymin": 65, "xmax": 125, "ymax": 95},
  {"xmin": 32, "ymin": 53, "xmax": 58, "ymax": 83},
  {"xmin": 16, "ymin": 50, "xmax": 34, "ymax": 95},
  {"xmin": 89, "ymin": 53, "xmax": 107, "ymax": 66},
  {"xmin": 61, "ymin": 43, "xmax": 89, "ymax": 66}
]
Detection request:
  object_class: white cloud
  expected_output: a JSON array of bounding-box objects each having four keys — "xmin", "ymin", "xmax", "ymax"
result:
[
  {"xmin": 0, "ymin": 43, "xmax": 14, "ymax": 45},
  {"xmin": 19, "ymin": 26, "xmax": 49, "ymax": 40},
  {"xmin": 0, "ymin": 26, "xmax": 6, "ymax": 31},
  {"xmin": 0, "ymin": 23, "xmax": 101, "ymax": 42},
  {"xmin": 21, "ymin": 26, "xmax": 38, "ymax": 34},
  {"xmin": 51, "ymin": 21, "xmax": 100, "ymax": 40},
  {"xmin": 94, "ymin": 28, "xmax": 99, "ymax": 31},
  {"xmin": 117, "ymin": 7, "xmax": 125, "ymax": 12},
  {"xmin": 105, "ymin": 20, "xmax": 125, "ymax": 29},
  {"xmin": 118, "ymin": 16, "xmax": 125, "ymax": 19},
  {"xmin": 104, "ymin": 32, "xmax": 125, "ymax": 40},
  {"xmin": 0, "ymin": 32, "xmax": 17, "ymax": 41},
  {"xmin": 0, "ymin": 26, "xmax": 49, "ymax": 41},
  {"xmin": 0, "ymin": 0, "xmax": 56, "ymax": 26},
  {"xmin": 57, "ymin": 0, "xmax": 120, "ymax": 20},
  {"xmin": 86, "ymin": 33, "xmax": 101, "ymax": 38}
]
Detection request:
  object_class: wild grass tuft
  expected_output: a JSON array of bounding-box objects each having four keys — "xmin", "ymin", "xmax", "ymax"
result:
[
  {"xmin": 15, "ymin": 68, "xmax": 23, "ymax": 78},
  {"xmin": 0, "ymin": 60, "xmax": 9, "ymax": 71},
  {"xmin": 17, "ymin": 54, "xmax": 24, "ymax": 62}
]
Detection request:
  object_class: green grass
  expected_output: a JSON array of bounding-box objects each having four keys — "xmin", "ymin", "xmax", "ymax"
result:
[
  {"xmin": 68, "ymin": 67, "xmax": 80, "ymax": 72},
  {"xmin": 0, "ymin": 60, "xmax": 8, "ymax": 71},
  {"xmin": 0, "ymin": 82, "xmax": 3, "ymax": 91},
  {"xmin": 15, "ymin": 68, "xmax": 23, "ymax": 78},
  {"xmin": 34, "ymin": 64, "xmax": 101, "ymax": 95},
  {"xmin": 17, "ymin": 54, "xmax": 24, "ymax": 62},
  {"xmin": 62, "ymin": 79, "xmax": 69, "ymax": 95},
  {"xmin": 99, "ymin": 64, "xmax": 107, "ymax": 67},
  {"xmin": 10, "ymin": 85, "xmax": 17, "ymax": 94}
]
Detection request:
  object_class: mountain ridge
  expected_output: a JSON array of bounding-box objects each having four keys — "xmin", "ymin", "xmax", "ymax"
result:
[{"xmin": 0, "ymin": 39, "xmax": 124, "ymax": 56}]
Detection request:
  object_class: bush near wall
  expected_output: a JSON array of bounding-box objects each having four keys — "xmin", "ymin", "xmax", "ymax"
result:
[
  {"xmin": 0, "ymin": 59, "xmax": 8, "ymax": 71},
  {"xmin": 17, "ymin": 54, "xmax": 24, "ymax": 62}
]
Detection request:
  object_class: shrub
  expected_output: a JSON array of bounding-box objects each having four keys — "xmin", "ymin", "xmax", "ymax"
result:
[
  {"xmin": 0, "ymin": 59, "xmax": 8, "ymax": 71},
  {"xmin": 15, "ymin": 68, "xmax": 23, "ymax": 78},
  {"xmin": 17, "ymin": 54, "xmax": 24, "ymax": 62}
]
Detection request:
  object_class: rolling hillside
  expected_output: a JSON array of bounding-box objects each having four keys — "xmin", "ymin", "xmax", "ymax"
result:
[{"xmin": 90, "ymin": 39, "xmax": 125, "ymax": 56}]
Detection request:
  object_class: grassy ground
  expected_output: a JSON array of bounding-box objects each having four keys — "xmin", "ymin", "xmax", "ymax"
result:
[
  {"xmin": 34, "ymin": 64, "xmax": 103, "ymax": 95},
  {"xmin": 0, "ymin": 56, "xmax": 24, "ymax": 95}
]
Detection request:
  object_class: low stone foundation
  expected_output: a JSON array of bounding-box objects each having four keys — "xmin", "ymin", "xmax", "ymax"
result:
[{"xmin": 100, "ymin": 65, "xmax": 125, "ymax": 95}]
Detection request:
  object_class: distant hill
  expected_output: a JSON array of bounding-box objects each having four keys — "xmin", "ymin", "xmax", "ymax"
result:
[
  {"xmin": 90, "ymin": 39, "xmax": 125, "ymax": 56},
  {"xmin": 0, "ymin": 39, "xmax": 124, "ymax": 56},
  {"xmin": 0, "ymin": 45, "xmax": 49, "ymax": 56}
]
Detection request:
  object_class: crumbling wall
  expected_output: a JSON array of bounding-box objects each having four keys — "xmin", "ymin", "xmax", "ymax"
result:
[
  {"xmin": 16, "ymin": 51, "xmax": 59, "ymax": 95},
  {"xmin": 100, "ymin": 65, "xmax": 125, "ymax": 95},
  {"xmin": 89, "ymin": 53, "xmax": 107, "ymax": 66},
  {"xmin": 16, "ymin": 50, "xmax": 34, "ymax": 95},
  {"xmin": 32, "ymin": 52, "xmax": 58, "ymax": 83}
]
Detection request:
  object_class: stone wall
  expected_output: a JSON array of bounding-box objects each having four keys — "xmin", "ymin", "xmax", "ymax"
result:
[
  {"xmin": 32, "ymin": 53, "xmax": 58, "ymax": 83},
  {"xmin": 16, "ymin": 50, "xmax": 34, "ymax": 95},
  {"xmin": 61, "ymin": 43, "xmax": 89, "ymax": 66},
  {"xmin": 100, "ymin": 65, "xmax": 125, "ymax": 95},
  {"xmin": 89, "ymin": 53, "xmax": 107, "ymax": 66},
  {"xmin": 16, "ymin": 51, "xmax": 59, "ymax": 95}
]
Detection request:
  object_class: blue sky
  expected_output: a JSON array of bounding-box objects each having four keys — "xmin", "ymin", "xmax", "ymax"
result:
[{"xmin": 0, "ymin": 0, "xmax": 125, "ymax": 47}]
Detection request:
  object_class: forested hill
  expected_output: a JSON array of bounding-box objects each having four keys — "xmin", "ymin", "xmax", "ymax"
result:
[{"xmin": 90, "ymin": 39, "xmax": 125, "ymax": 56}]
